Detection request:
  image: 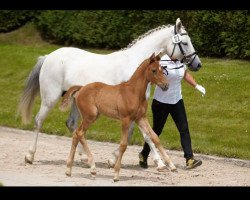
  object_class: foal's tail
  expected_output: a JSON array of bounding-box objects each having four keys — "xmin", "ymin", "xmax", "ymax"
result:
[
  {"xmin": 18, "ymin": 56, "xmax": 46, "ymax": 124},
  {"xmin": 60, "ymin": 86, "xmax": 82, "ymax": 112}
]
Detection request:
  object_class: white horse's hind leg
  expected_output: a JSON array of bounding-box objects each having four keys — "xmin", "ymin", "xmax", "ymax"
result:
[
  {"xmin": 108, "ymin": 122, "xmax": 135, "ymax": 168},
  {"xmin": 66, "ymin": 100, "xmax": 80, "ymax": 132},
  {"xmin": 25, "ymin": 103, "xmax": 51, "ymax": 164},
  {"xmin": 25, "ymin": 87, "xmax": 61, "ymax": 164}
]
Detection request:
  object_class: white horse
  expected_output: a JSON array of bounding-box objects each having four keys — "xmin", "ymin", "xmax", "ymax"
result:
[{"xmin": 18, "ymin": 18, "xmax": 201, "ymax": 171}]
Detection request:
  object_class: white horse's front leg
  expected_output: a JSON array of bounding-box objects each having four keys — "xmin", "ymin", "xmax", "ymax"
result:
[{"xmin": 138, "ymin": 127, "xmax": 167, "ymax": 171}]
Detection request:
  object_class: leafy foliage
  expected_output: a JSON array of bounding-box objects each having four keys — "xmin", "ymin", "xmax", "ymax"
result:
[
  {"xmin": 0, "ymin": 10, "xmax": 38, "ymax": 33},
  {"xmin": 1, "ymin": 10, "xmax": 249, "ymax": 59}
]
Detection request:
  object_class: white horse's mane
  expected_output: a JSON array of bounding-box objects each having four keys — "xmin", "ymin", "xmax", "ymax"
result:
[
  {"xmin": 121, "ymin": 24, "xmax": 172, "ymax": 51},
  {"xmin": 121, "ymin": 24, "xmax": 187, "ymax": 51}
]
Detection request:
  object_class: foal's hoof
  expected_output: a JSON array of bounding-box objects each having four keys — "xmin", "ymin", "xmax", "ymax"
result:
[
  {"xmin": 171, "ymin": 167, "xmax": 177, "ymax": 172},
  {"xmin": 65, "ymin": 169, "xmax": 72, "ymax": 177},
  {"xmin": 90, "ymin": 168, "xmax": 97, "ymax": 176},
  {"xmin": 108, "ymin": 159, "xmax": 115, "ymax": 168},
  {"xmin": 169, "ymin": 164, "xmax": 177, "ymax": 172},
  {"xmin": 113, "ymin": 177, "xmax": 119, "ymax": 182},
  {"xmin": 24, "ymin": 154, "xmax": 34, "ymax": 164}
]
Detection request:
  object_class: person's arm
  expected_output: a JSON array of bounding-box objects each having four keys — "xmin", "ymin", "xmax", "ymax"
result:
[
  {"xmin": 184, "ymin": 71, "xmax": 197, "ymax": 87},
  {"xmin": 184, "ymin": 71, "xmax": 206, "ymax": 96}
]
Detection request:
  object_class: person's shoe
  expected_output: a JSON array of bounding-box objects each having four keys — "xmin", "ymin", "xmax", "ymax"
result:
[
  {"xmin": 186, "ymin": 158, "xmax": 202, "ymax": 169},
  {"xmin": 139, "ymin": 153, "xmax": 148, "ymax": 169}
]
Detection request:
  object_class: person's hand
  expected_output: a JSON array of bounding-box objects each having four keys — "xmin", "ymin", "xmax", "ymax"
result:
[{"xmin": 195, "ymin": 84, "xmax": 206, "ymax": 96}]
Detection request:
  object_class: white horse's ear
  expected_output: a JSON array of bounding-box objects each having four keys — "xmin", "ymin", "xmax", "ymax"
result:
[{"xmin": 175, "ymin": 18, "xmax": 182, "ymax": 34}]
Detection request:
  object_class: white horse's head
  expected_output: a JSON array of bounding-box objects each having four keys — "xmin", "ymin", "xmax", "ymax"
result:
[{"xmin": 166, "ymin": 18, "xmax": 202, "ymax": 71}]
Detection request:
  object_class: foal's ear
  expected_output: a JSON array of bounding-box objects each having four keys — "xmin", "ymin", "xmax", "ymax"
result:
[
  {"xmin": 176, "ymin": 18, "xmax": 182, "ymax": 34},
  {"xmin": 149, "ymin": 52, "xmax": 155, "ymax": 60},
  {"xmin": 149, "ymin": 52, "xmax": 156, "ymax": 63},
  {"xmin": 155, "ymin": 52, "xmax": 163, "ymax": 61}
]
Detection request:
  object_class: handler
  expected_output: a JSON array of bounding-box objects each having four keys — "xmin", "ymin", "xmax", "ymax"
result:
[{"xmin": 139, "ymin": 54, "xmax": 205, "ymax": 169}]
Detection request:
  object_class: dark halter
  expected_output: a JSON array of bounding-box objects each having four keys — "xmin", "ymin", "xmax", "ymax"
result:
[{"xmin": 168, "ymin": 25, "xmax": 197, "ymax": 67}]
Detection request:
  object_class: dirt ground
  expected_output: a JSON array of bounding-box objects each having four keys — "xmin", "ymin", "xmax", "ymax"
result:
[{"xmin": 0, "ymin": 126, "xmax": 249, "ymax": 186}]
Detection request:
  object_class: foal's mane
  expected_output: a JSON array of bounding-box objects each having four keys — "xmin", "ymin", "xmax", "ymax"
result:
[{"xmin": 121, "ymin": 57, "xmax": 152, "ymax": 84}]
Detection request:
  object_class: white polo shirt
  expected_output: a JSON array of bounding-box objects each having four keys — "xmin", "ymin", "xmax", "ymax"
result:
[{"xmin": 154, "ymin": 54, "xmax": 186, "ymax": 104}]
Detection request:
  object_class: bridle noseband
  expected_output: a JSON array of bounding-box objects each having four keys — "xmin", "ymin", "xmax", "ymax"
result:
[{"xmin": 170, "ymin": 25, "xmax": 197, "ymax": 67}]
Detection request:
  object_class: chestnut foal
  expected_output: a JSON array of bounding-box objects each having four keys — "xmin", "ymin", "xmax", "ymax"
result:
[{"xmin": 60, "ymin": 53, "xmax": 176, "ymax": 181}]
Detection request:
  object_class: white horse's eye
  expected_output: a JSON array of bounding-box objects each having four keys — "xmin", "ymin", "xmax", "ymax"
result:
[{"xmin": 182, "ymin": 42, "xmax": 188, "ymax": 45}]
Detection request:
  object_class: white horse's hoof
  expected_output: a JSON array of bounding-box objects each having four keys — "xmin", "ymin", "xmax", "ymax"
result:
[
  {"xmin": 154, "ymin": 159, "xmax": 167, "ymax": 172},
  {"xmin": 108, "ymin": 159, "xmax": 115, "ymax": 168},
  {"xmin": 156, "ymin": 165, "xmax": 168, "ymax": 172},
  {"xmin": 25, "ymin": 154, "xmax": 34, "ymax": 164}
]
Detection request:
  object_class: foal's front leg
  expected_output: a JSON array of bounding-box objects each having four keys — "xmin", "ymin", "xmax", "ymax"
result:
[
  {"xmin": 108, "ymin": 121, "xmax": 134, "ymax": 168},
  {"xmin": 113, "ymin": 118, "xmax": 130, "ymax": 182},
  {"xmin": 136, "ymin": 117, "xmax": 177, "ymax": 171}
]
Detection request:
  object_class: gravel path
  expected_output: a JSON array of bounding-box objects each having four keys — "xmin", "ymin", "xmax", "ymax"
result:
[{"xmin": 0, "ymin": 126, "xmax": 249, "ymax": 186}]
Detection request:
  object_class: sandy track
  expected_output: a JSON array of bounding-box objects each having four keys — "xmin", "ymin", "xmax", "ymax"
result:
[{"xmin": 0, "ymin": 126, "xmax": 249, "ymax": 186}]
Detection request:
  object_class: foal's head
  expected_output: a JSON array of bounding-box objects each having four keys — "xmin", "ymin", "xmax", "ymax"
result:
[{"xmin": 146, "ymin": 53, "xmax": 169, "ymax": 91}]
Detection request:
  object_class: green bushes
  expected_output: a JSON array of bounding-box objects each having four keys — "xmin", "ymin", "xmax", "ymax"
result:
[
  {"xmin": 0, "ymin": 10, "xmax": 38, "ymax": 33},
  {"xmin": 1, "ymin": 10, "xmax": 249, "ymax": 59},
  {"xmin": 188, "ymin": 10, "xmax": 250, "ymax": 59}
]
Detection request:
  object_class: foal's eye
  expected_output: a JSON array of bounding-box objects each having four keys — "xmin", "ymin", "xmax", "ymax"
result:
[{"xmin": 152, "ymin": 69, "xmax": 156, "ymax": 74}]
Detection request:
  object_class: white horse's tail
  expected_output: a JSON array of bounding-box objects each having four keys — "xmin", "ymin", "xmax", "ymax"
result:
[
  {"xmin": 60, "ymin": 86, "xmax": 82, "ymax": 112},
  {"xmin": 18, "ymin": 56, "xmax": 46, "ymax": 124}
]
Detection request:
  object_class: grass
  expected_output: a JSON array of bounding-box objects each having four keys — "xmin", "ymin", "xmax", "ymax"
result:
[{"xmin": 0, "ymin": 23, "xmax": 249, "ymax": 160}]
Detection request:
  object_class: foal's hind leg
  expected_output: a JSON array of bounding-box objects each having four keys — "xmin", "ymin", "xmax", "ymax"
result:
[
  {"xmin": 77, "ymin": 121, "xmax": 97, "ymax": 176},
  {"xmin": 66, "ymin": 130, "xmax": 79, "ymax": 176},
  {"xmin": 65, "ymin": 101, "xmax": 89, "ymax": 164},
  {"xmin": 66, "ymin": 116, "xmax": 97, "ymax": 177},
  {"xmin": 108, "ymin": 121, "xmax": 134, "ymax": 168}
]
